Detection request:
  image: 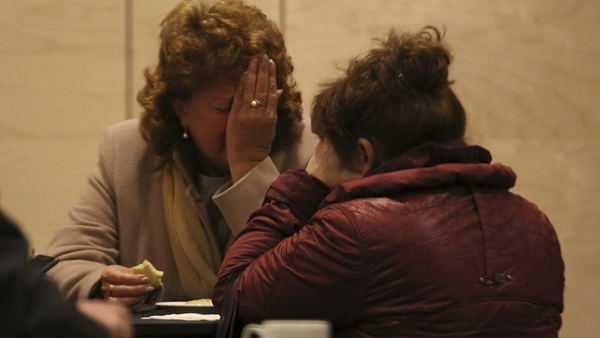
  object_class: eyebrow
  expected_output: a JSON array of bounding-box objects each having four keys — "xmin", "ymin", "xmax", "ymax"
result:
[
  {"xmin": 211, "ymin": 97, "xmax": 234, "ymax": 106},
  {"xmin": 209, "ymin": 93, "xmax": 234, "ymax": 101}
]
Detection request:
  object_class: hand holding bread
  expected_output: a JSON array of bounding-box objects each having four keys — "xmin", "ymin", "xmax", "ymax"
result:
[{"xmin": 99, "ymin": 260, "xmax": 164, "ymax": 308}]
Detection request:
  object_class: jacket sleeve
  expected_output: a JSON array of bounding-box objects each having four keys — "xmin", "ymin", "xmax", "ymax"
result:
[
  {"xmin": 45, "ymin": 126, "xmax": 123, "ymax": 299},
  {"xmin": 213, "ymin": 118, "xmax": 318, "ymax": 236},
  {"xmin": 212, "ymin": 157, "xmax": 283, "ymax": 236},
  {"xmin": 213, "ymin": 170, "xmax": 365, "ymax": 325}
]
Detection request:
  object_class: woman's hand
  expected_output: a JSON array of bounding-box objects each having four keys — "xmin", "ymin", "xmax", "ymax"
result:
[
  {"xmin": 99, "ymin": 266, "xmax": 156, "ymax": 308},
  {"xmin": 306, "ymin": 139, "xmax": 364, "ymax": 189},
  {"xmin": 227, "ymin": 54, "xmax": 280, "ymax": 183}
]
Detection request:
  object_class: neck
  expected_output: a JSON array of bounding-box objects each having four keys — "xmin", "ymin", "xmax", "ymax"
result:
[{"xmin": 177, "ymin": 141, "xmax": 230, "ymax": 178}]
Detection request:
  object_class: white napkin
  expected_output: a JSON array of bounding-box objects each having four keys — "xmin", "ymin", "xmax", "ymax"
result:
[{"xmin": 141, "ymin": 313, "xmax": 220, "ymax": 321}]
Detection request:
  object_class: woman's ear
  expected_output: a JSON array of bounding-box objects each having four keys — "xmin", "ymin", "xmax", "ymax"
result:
[
  {"xmin": 170, "ymin": 98, "xmax": 186, "ymax": 120},
  {"xmin": 355, "ymin": 137, "xmax": 375, "ymax": 175}
]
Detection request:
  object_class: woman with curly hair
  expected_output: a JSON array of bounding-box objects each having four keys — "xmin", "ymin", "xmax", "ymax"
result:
[
  {"xmin": 214, "ymin": 27, "xmax": 564, "ymax": 336},
  {"xmin": 45, "ymin": 0, "xmax": 315, "ymax": 308}
]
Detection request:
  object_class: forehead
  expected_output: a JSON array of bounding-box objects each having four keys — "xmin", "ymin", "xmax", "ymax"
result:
[{"xmin": 191, "ymin": 79, "xmax": 236, "ymax": 103}]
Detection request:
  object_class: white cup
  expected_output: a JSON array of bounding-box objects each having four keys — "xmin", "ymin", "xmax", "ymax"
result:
[{"xmin": 241, "ymin": 320, "xmax": 331, "ymax": 338}]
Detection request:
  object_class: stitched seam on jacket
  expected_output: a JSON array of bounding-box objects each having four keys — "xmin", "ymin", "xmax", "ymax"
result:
[
  {"xmin": 468, "ymin": 187, "xmax": 490, "ymax": 279},
  {"xmin": 257, "ymin": 208, "xmax": 304, "ymax": 311},
  {"xmin": 337, "ymin": 205, "xmax": 369, "ymax": 319}
]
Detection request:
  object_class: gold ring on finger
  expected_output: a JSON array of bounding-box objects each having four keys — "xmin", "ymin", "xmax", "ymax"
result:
[{"xmin": 251, "ymin": 99, "xmax": 265, "ymax": 108}]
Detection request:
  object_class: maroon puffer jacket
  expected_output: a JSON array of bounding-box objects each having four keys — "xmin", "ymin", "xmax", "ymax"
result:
[{"xmin": 214, "ymin": 143, "xmax": 564, "ymax": 337}]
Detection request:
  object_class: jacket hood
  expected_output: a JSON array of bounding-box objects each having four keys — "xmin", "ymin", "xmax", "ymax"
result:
[{"xmin": 320, "ymin": 142, "xmax": 516, "ymax": 208}]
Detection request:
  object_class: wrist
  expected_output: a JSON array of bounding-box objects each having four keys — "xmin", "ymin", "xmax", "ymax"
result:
[{"xmin": 229, "ymin": 159, "xmax": 265, "ymax": 184}]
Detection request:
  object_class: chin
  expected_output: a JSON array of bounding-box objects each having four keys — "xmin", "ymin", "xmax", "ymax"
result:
[{"xmin": 200, "ymin": 154, "xmax": 229, "ymax": 176}]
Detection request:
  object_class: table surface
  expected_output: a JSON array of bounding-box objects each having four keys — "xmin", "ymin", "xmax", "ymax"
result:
[{"xmin": 132, "ymin": 307, "xmax": 219, "ymax": 338}]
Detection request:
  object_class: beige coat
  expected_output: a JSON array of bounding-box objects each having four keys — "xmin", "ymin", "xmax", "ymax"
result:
[{"xmin": 45, "ymin": 119, "xmax": 316, "ymax": 301}]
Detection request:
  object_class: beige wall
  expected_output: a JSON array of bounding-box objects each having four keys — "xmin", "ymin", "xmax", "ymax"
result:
[
  {"xmin": 0, "ymin": 0, "xmax": 126, "ymax": 253},
  {"xmin": 0, "ymin": 0, "xmax": 598, "ymax": 336}
]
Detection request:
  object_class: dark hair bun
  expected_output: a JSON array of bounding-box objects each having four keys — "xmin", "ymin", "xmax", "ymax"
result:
[{"xmin": 376, "ymin": 26, "xmax": 452, "ymax": 95}]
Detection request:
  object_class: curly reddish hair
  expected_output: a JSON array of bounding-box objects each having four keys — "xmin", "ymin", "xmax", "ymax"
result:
[
  {"xmin": 311, "ymin": 26, "xmax": 466, "ymax": 170},
  {"xmin": 138, "ymin": 0, "xmax": 302, "ymax": 167}
]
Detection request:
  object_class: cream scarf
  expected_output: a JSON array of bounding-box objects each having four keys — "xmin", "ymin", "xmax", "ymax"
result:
[{"xmin": 162, "ymin": 161, "xmax": 220, "ymax": 299}]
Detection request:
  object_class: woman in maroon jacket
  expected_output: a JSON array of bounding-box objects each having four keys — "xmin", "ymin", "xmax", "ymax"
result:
[{"xmin": 213, "ymin": 26, "xmax": 564, "ymax": 337}]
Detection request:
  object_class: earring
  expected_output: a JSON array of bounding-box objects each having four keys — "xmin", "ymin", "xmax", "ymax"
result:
[{"xmin": 183, "ymin": 128, "xmax": 189, "ymax": 139}]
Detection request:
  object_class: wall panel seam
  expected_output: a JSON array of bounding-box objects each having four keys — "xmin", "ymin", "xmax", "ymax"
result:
[{"xmin": 125, "ymin": 0, "xmax": 134, "ymax": 120}]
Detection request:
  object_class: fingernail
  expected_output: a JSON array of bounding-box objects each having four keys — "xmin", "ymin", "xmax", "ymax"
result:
[
  {"xmin": 269, "ymin": 59, "xmax": 275, "ymax": 68},
  {"xmin": 146, "ymin": 286, "xmax": 155, "ymax": 292},
  {"xmin": 262, "ymin": 54, "xmax": 269, "ymax": 63},
  {"xmin": 141, "ymin": 277, "xmax": 149, "ymax": 282},
  {"xmin": 251, "ymin": 58, "xmax": 258, "ymax": 67}
]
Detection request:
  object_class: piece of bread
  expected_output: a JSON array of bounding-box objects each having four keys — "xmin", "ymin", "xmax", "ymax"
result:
[
  {"xmin": 186, "ymin": 298, "xmax": 213, "ymax": 305},
  {"xmin": 132, "ymin": 260, "xmax": 164, "ymax": 288}
]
